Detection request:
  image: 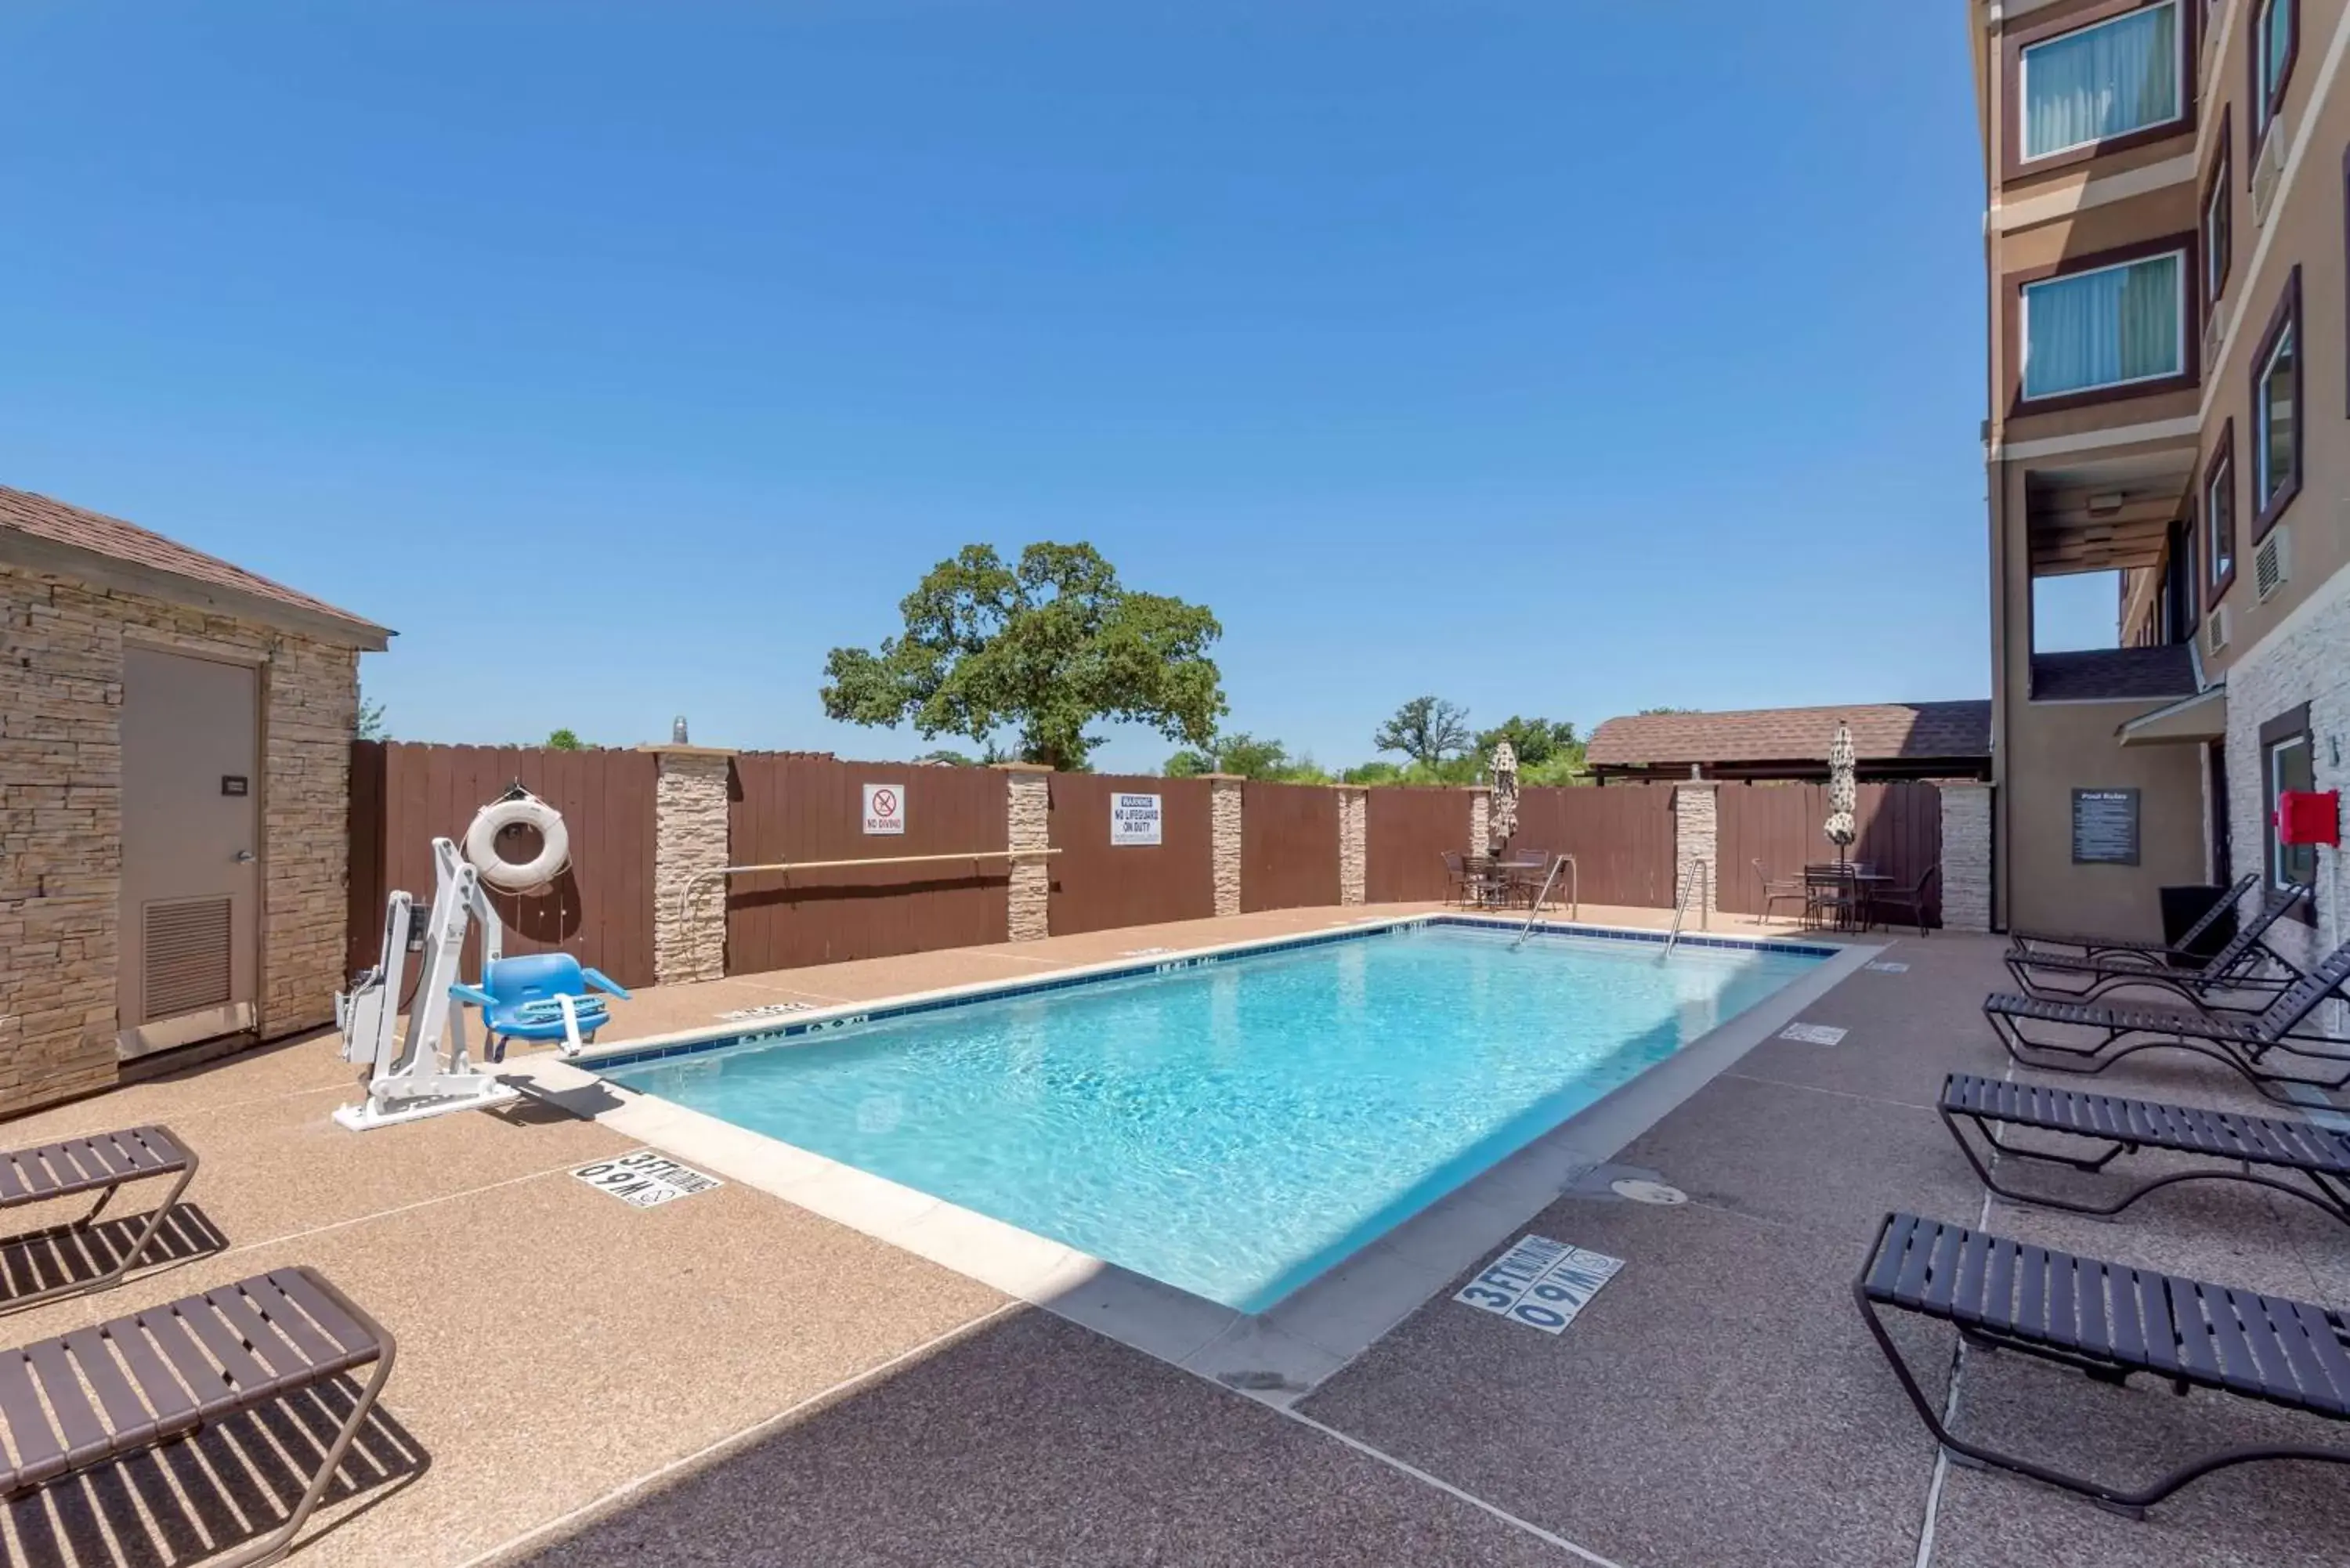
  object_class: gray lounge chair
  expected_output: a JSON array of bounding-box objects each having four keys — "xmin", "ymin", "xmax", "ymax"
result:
[
  {"xmin": 2007, "ymin": 874, "xmax": 2257, "ymax": 963},
  {"xmin": 1939, "ymin": 1071, "xmax": 2350, "ymax": 1226},
  {"xmin": 1984, "ymin": 938, "xmax": 2350, "ymax": 1101},
  {"xmin": 2004, "ymin": 885, "xmax": 2309, "ymax": 1007},
  {"xmin": 0, "ymin": 1266, "xmax": 395, "ymax": 1567},
  {"xmin": 0, "ymin": 1125, "xmax": 197, "ymax": 1316}
]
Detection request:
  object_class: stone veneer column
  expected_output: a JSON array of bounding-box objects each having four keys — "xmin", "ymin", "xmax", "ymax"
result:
[
  {"xmin": 1938, "ymin": 782, "xmax": 1993, "ymax": 934},
  {"xmin": 645, "ymin": 744, "xmax": 734, "ymax": 985},
  {"xmin": 1206, "ymin": 774, "xmax": 1244, "ymax": 916},
  {"xmin": 1337, "ymin": 786, "xmax": 1368, "ymax": 905},
  {"xmin": 1468, "ymin": 786, "xmax": 1490, "ymax": 854},
  {"xmin": 1000, "ymin": 763, "xmax": 1051, "ymax": 941},
  {"xmin": 1673, "ymin": 781, "xmax": 1719, "ymax": 919}
]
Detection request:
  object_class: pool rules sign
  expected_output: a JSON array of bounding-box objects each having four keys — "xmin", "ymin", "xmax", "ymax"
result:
[
  {"xmin": 862, "ymin": 782, "xmax": 906, "ymax": 835},
  {"xmin": 1110, "ymin": 792, "xmax": 1162, "ymax": 846}
]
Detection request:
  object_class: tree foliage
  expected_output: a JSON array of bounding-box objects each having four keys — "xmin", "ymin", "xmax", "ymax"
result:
[
  {"xmin": 1166, "ymin": 732, "xmax": 1329, "ymax": 783},
  {"xmin": 821, "ymin": 543, "xmax": 1225, "ymax": 772},
  {"xmin": 355, "ymin": 696, "xmax": 388, "ymax": 741},
  {"xmin": 545, "ymin": 728, "xmax": 584, "ymax": 751},
  {"xmin": 1476, "ymin": 715, "xmax": 1586, "ymax": 783},
  {"xmin": 1372, "ymin": 695, "xmax": 1473, "ymax": 768}
]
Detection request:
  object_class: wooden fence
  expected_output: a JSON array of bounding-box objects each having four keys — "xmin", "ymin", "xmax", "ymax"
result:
[
  {"xmin": 1365, "ymin": 788, "xmax": 1469, "ymax": 903},
  {"xmin": 1513, "ymin": 784, "xmax": 1679, "ymax": 909},
  {"xmin": 1715, "ymin": 781, "xmax": 1943, "ymax": 926},
  {"xmin": 1048, "ymin": 773, "xmax": 1217, "ymax": 934},
  {"xmin": 1240, "ymin": 782, "xmax": 1341, "ymax": 912},
  {"xmin": 345, "ymin": 742, "xmax": 660, "ymax": 987},
  {"xmin": 725, "ymin": 753, "xmax": 1010, "ymax": 972}
]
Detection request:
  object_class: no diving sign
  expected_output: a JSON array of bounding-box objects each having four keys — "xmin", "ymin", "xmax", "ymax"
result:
[
  {"xmin": 862, "ymin": 782, "xmax": 906, "ymax": 836},
  {"xmin": 571, "ymin": 1150, "xmax": 723, "ymax": 1209}
]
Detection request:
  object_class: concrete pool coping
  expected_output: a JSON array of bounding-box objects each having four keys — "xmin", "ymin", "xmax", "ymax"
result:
[{"xmin": 509, "ymin": 914, "xmax": 1880, "ymax": 1404}]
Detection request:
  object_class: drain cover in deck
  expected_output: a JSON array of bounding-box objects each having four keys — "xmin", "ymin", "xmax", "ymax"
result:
[{"xmin": 1609, "ymin": 1178, "xmax": 1687, "ymax": 1205}]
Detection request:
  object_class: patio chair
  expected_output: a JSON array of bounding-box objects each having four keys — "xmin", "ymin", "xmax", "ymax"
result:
[
  {"xmin": 0, "ymin": 1125, "xmax": 197, "ymax": 1317},
  {"xmin": 1855, "ymin": 1211, "xmax": 2350, "ymax": 1516},
  {"xmin": 454, "ymin": 952, "xmax": 631, "ymax": 1060},
  {"xmin": 1752, "ymin": 861, "xmax": 1807, "ymax": 926},
  {"xmin": 1440, "ymin": 851, "xmax": 1472, "ymax": 908},
  {"xmin": 1802, "ymin": 865, "xmax": 1858, "ymax": 931},
  {"xmin": 2008, "ymin": 874, "xmax": 2258, "ymax": 964},
  {"xmin": 1867, "ymin": 865, "xmax": 1938, "ymax": 936},
  {"xmin": 1938, "ymin": 1071, "xmax": 2349, "ymax": 1227},
  {"xmin": 1983, "ymin": 937, "xmax": 2350, "ymax": 1101},
  {"xmin": 2004, "ymin": 885, "xmax": 2309, "ymax": 1007},
  {"xmin": 0, "ymin": 1266, "xmax": 395, "ymax": 1568}
]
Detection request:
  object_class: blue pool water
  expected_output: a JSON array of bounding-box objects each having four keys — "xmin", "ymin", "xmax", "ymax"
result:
[{"xmin": 602, "ymin": 924, "xmax": 1821, "ymax": 1311}]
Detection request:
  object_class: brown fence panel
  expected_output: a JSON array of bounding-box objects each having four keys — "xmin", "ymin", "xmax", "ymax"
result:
[
  {"xmin": 1512, "ymin": 784, "xmax": 1678, "ymax": 909},
  {"xmin": 1241, "ymin": 782, "xmax": 1341, "ymax": 912},
  {"xmin": 1716, "ymin": 781, "xmax": 1943, "ymax": 925},
  {"xmin": 1365, "ymin": 787, "xmax": 1470, "ymax": 903},
  {"xmin": 1048, "ymin": 773, "xmax": 1216, "ymax": 934},
  {"xmin": 727, "ymin": 756, "xmax": 1010, "ymax": 973},
  {"xmin": 349, "ymin": 742, "xmax": 659, "ymax": 987}
]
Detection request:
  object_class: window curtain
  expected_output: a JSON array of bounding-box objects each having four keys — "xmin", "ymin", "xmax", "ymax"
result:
[
  {"xmin": 2023, "ymin": 255, "xmax": 2181, "ymax": 398},
  {"xmin": 2024, "ymin": 4, "xmax": 2178, "ymax": 158}
]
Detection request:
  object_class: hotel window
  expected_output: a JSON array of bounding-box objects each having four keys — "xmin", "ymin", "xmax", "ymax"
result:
[
  {"xmin": 2251, "ymin": 267, "xmax": 2301, "ymax": 535},
  {"xmin": 2021, "ymin": 251, "xmax": 2186, "ymax": 399},
  {"xmin": 2261, "ymin": 705, "xmax": 2316, "ymax": 902},
  {"xmin": 2204, "ymin": 111, "xmax": 2231, "ymax": 304},
  {"xmin": 2204, "ymin": 424, "xmax": 2236, "ymax": 604},
  {"xmin": 2021, "ymin": 2, "xmax": 2182, "ymax": 161},
  {"xmin": 2253, "ymin": 0, "xmax": 2298, "ymax": 142}
]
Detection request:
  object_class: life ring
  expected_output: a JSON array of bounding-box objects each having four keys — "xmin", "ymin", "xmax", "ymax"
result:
[{"xmin": 464, "ymin": 793, "xmax": 570, "ymax": 894}]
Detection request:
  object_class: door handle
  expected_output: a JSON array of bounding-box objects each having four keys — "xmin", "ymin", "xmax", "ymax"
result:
[{"xmin": 233, "ymin": 851, "xmax": 257, "ymax": 863}]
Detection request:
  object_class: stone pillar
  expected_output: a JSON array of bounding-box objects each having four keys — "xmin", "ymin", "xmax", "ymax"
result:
[
  {"xmin": 1673, "ymin": 781, "xmax": 1719, "ymax": 919},
  {"xmin": 1207, "ymin": 774, "xmax": 1244, "ymax": 916},
  {"xmin": 1001, "ymin": 763, "xmax": 1052, "ymax": 941},
  {"xmin": 1939, "ymin": 782, "xmax": 1994, "ymax": 934},
  {"xmin": 644, "ymin": 744, "xmax": 734, "ymax": 985},
  {"xmin": 1337, "ymin": 786, "xmax": 1368, "ymax": 905},
  {"xmin": 1468, "ymin": 786, "xmax": 1490, "ymax": 854}
]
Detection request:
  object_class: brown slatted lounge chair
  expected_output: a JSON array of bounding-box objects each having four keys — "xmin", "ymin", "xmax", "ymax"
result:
[
  {"xmin": 1856, "ymin": 1212, "xmax": 2350, "ymax": 1516},
  {"xmin": 0, "ymin": 1125, "xmax": 197, "ymax": 1316},
  {"xmin": 1939, "ymin": 1072, "xmax": 2350, "ymax": 1227},
  {"xmin": 0, "ymin": 1266, "xmax": 394, "ymax": 1568},
  {"xmin": 2005, "ymin": 885, "xmax": 2310, "ymax": 1007},
  {"xmin": 2007, "ymin": 873, "xmax": 2257, "ymax": 963},
  {"xmin": 1983, "ymin": 938, "xmax": 2350, "ymax": 1102}
]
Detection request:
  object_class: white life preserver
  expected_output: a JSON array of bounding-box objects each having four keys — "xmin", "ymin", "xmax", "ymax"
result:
[{"xmin": 463, "ymin": 793, "xmax": 570, "ymax": 894}]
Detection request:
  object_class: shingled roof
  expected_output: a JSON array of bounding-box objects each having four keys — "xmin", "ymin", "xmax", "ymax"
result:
[
  {"xmin": 0, "ymin": 485, "xmax": 390, "ymax": 647},
  {"xmin": 1587, "ymin": 701, "xmax": 1991, "ymax": 769}
]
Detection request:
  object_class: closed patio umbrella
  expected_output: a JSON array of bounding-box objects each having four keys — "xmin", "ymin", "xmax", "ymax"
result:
[
  {"xmin": 1824, "ymin": 721, "xmax": 1857, "ymax": 865},
  {"xmin": 1488, "ymin": 739, "xmax": 1519, "ymax": 856}
]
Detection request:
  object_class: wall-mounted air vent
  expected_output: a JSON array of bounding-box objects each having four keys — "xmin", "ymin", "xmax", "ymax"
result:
[
  {"xmin": 2207, "ymin": 602, "xmax": 2231, "ymax": 654},
  {"xmin": 143, "ymin": 897, "xmax": 232, "ymax": 1022},
  {"xmin": 2254, "ymin": 117, "xmax": 2288, "ymax": 227},
  {"xmin": 2254, "ymin": 526, "xmax": 2290, "ymax": 602}
]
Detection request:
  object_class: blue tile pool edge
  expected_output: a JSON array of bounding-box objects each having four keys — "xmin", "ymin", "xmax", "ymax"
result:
[{"xmin": 579, "ymin": 914, "xmax": 1845, "ymax": 1075}]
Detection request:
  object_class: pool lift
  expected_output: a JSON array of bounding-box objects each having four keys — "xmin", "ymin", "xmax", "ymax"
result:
[{"xmin": 334, "ymin": 788, "xmax": 626, "ymax": 1131}]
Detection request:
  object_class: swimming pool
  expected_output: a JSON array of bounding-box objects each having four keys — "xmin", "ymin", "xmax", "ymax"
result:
[{"xmin": 600, "ymin": 922, "xmax": 1825, "ymax": 1312}]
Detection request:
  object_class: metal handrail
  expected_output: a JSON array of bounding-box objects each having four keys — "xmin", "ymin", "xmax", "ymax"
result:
[
  {"xmin": 1510, "ymin": 854, "xmax": 1577, "ymax": 949},
  {"xmin": 1661, "ymin": 858, "xmax": 1711, "ymax": 958},
  {"xmin": 679, "ymin": 847, "xmax": 1061, "ymax": 926}
]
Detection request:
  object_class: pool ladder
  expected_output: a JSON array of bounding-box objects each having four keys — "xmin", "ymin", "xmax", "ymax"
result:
[
  {"xmin": 1509, "ymin": 855, "xmax": 1577, "ymax": 950},
  {"xmin": 1661, "ymin": 859, "xmax": 1711, "ymax": 958}
]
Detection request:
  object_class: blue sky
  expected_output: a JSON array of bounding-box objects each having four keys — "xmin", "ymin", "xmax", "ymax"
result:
[{"xmin": 2, "ymin": 2, "xmax": 2084, "ymax": 772}]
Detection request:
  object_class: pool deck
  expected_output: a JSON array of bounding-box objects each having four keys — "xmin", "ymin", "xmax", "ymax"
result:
[{"xmin": 2, "ymin": 902, "xmax": 2345, "ymax": 1566}]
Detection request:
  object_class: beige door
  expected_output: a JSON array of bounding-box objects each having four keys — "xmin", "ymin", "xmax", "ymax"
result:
[{"xmin": 118, "ymin": 645, "xmax": 260, "ymax": 1058}]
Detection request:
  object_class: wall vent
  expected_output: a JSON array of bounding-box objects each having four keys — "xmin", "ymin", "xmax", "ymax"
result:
[
  {"xmin": 2254, "ymin": 526, "xmax": 2290, "ymax": 602},
  {"xmin": 2253, "ymin": 117, "xmax": 2288, "ymax": 227},
  {"xmin": 142, "ymin": 898, "xmax": 232, "ymax": 1022},
  {"xmin": 2207, "ymin": 602, "xmax": 2231, "ymax": 653}
]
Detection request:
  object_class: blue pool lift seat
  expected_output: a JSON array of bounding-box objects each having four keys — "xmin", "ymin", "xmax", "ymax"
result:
[{"xmin": 453, "ymin": 952, "xmax": 631, "ymax": 1060}]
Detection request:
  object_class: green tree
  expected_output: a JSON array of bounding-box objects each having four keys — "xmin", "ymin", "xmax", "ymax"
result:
[
  {"xmin": 1638, "ymin": 706, "xmax": 1699, "ymax": 715},
  {"xmin": 1373, "ymin": 696, "xmax": 1473, "ymax": 768},
  {"xmin": 822, "ymin": 543, "xmax": 1225, "ymax": 772},
  {"xmin": 915, "ymin": 747, "xmax": 978, "ymax": 767},
  {"xmin": 1341, "ymin": 760, "xmax": 1405, "ymax": 786},
  {"xmin": 1164, "ymin": 732, "xmax": 1317, "ymax": 782},
  {"xmin": 355, "ymin": 696, "xmax": 388, "ymax": 741},
  {"xmin": 545, "ymin": 728, "xmax": 585, "ymax": 751},
  {"xmin": 1474, "ymin": 716, "xmax": 1581, "ymax": 768}
]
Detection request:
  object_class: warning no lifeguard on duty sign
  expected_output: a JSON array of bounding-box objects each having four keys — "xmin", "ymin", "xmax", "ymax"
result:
[{"xmin": 862, "ymin": 782, "xmax": 906, "ymax": 835}]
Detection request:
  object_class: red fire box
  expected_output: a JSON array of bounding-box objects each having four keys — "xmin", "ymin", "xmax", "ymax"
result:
[{"xmin": 2276, "ymin": 790, "xmax": 2341, "ymax": 848}]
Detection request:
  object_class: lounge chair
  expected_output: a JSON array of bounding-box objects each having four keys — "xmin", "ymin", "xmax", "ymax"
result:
[
  {"xmin": 2007, "ymin": 874, "xmax": 2257, "ymax": 963},
  {"xmin": 0, "ymin": 1266, "xmax": 393, "ymax": 1567},
  {"xmin": 1983, "ymin": 938, "xmax": 2350, "ymax": 1100},
  {"xmin": 1855, "ymin": 1211, "xmax": 2350, "ymax": 1516},
  {"xmin": 2004, "ymin": 885, "xmax": 2310, "ymax": 1007},
  {"xmin": 454, "ymin": 952, "xmax": 631, "ymax": 1060},
  {"xmin": 1939, "ymin": 1071, "xmax": 2350, "ymax": 1227},
  {"xmin": 0, "ymin": 1125, "xmax": 197, "ymax": 1317}
]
